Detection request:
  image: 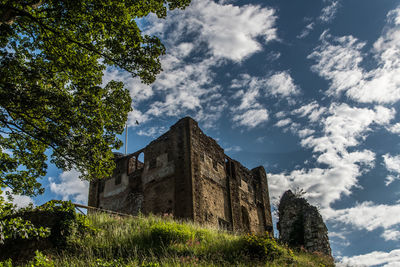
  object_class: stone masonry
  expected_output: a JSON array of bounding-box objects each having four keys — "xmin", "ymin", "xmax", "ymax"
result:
[
  {"xmin": 277, "ymin": 190, "xmax": 332, "ymax": 256},
  {"xmin": 88, "ymin": 117, "xmax": 273, "ymax": 234}
]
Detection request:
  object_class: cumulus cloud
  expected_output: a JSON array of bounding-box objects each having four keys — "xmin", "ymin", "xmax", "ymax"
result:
[
  {"xmin": 325, "ymin": 201, "xmax": 400, "ymax": 240},
  {"xmin": 49, "ymin": 169, "xmax": 89, "ymax": 204},
  {"xmin": 232, "ymin": 108, "xmax": 269, "ymax": 128},
  {"xmin": 382, "ymin": 229, "xmax": 400, "ymax": 241},
  {"xmin": 268, "ymin": 103, "xmax": 395, "ymax": 208},
  {"xmin": 111, "ymin": 0, "xmax": 278, "ymax": 128},
  {"xmin": 387, "ymin": 122, "xmax": 400, "ymax": 134},
  {"xmin": 339, "ymin": 249, "xmax": 400, "ymax": 267},
  {"xmin": 309, "ymin": 7, "xmax": 400, "ymax": 104},
  {"xmin": 229, "ymin": 71, "xmax": 299, "ymax": 128},
  {"xmin": 265, "ymin": 72, "xmax": 300, "ymax": 97},
  {"xmin": 102, "ymin": 68, "xmax": 154, "ymax": 103},
  {"xmin": 275, "ymin": 118, "xmax": 292, "ymax": 128},
  {"xmin": 383, "ymin": 154, "xmax": 400, "ymax": 185},
  {"xmin": 147, "ymin": 0, "xmax": 277, "ymax": 62},
  {"xmin": 1, "ymin": 188, "xmax": 33, "ymax": 208},
  {"xmin": 298, "ymin": 128, "xmax": 315, "ymax": 138},
  {"xmin": 308, "ymin": 32, "xmax": 365, "ymax": 96}
]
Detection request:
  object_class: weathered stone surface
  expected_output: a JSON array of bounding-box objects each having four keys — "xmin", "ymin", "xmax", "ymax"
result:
[
  {"xmin": 277, "ymin": 190, "xmax": 332, "ymax": 256},
  {"xmin": 88, "ymin": 117, "xmax": 273, "ymax": 234}
]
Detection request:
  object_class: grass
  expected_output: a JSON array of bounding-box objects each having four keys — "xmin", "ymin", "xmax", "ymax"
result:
[{"xmin": 1, "ymin": 213, "xmax": 335, "ymax": 266}]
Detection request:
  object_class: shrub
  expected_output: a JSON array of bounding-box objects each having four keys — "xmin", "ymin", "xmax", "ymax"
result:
[
  {"xmin": 243, "ymin": 233, "xmax": 285, "ymax": 261},
  {"xmin": 29, "ymin": 251, "xmax": 54, "ymax": 267}
]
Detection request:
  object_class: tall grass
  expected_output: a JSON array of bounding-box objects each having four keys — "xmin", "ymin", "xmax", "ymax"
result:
[{"xmin": 2, "ymin": 213, "xmax": 335, "ymax": 266}]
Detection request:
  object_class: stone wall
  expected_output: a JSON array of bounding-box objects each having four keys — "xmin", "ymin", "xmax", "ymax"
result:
[
  {"xmin": 88, "ymin": 117, "xmax": 273, "ymax": 234},
  {"xmin": 277, "ymin": 190, "xmax": 331, "ymax": 256}
]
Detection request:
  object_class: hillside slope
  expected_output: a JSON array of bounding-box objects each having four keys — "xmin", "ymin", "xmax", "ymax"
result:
[{"xmin": 1, "ymin": 213, "xmax": 335, "ymax": 266}]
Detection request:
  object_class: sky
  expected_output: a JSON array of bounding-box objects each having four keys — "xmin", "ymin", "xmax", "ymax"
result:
[{"xmin": 5, "ymin": 0, "xmax": 400, "ymax": 266}]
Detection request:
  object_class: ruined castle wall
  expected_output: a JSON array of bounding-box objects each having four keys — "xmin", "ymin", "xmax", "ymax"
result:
[
  {"xmin": 89, "ymin": 156, "xmax": 140, "ymax": 213},
  {"xmin": 236, "ymin": 164, "xmax": 261, "ymax": 233},
  {"xmin": 252, "ymin": 167, "xmax": 273, "ymax": 233},
  {"xmin": 87, "ymin": 117, "xmax": 273, "ymax": 234},
  {"xmin": 141, "ymin": 134, "xmax": 175, "ymax": 215},
  {"xmin": 278, "ymin": 190, "xmax": 331, "ymax": 256},
  {"xmin": 188, "ymin": 118, "xmax": 272, "ymax": 233},
  {"xmin": 140, "ymin": 118, "xmax": 194, "ymax": 219},
  {"xmin": 190, "ymin": 121, "xmax": 231, "ymax": 228}
]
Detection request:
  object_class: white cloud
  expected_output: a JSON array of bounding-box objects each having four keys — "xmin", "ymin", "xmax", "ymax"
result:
[
  {"xmin": 232, "ymin": 108, "xmax": 269, "ymax": 128},
  {"xmin": 229, "ymin": 71, "xmax": 299, "ymax": 129},
  {"xmin": 382, "ymin": 229, "xmax": 400, "ymax": 241},
  {"xmin": 120, "ymin": 0, "xmax": 279, "ymax": 128},
  {"xmin": 309, "ymin": 7, "xmax": 400, "ymax": 104},
  {"xmin": 297, "ymin": 22, "xmax": 315, "ymax": 39},
  {"xmin": 339, "ymin": 249, "xmax": 400, "ymax": 267},
  {"xmin": 275, "ymin": 118, "xmax": 292, "ymax": 128},
  {"xmin": 319, "ymin": 1, "xmax": 340, "ymax": 22},
  {"xmin": 269, "ymin": 103, "xmax": 395, "ymax": 208},
  {"xmin": 385, "ymin": 175, "xmax": 400, "ymax": 186},
  {"xmin": 1, "ymin": 188, "xmax": 33, "ymax": 208},
  {"xmin": 298, "ymin": 128, "xmax": 315, "ymax": 138},
  {"xmin": 309, "ymin": 32, "xmax": 365, "ymax": 96},
  {"xmin": 292, "ymin": 101, "xmax": 327, "ymax": 122},
  {"xmin": 325, "ymin": 201, "xmax": 400, "ymax": 242},
  {"xmin": 266, "ymin": 51, "xmax": 281, "ymax": 61},
  {"xmin": 137, "ymin": 126, "xmax": 168, "ymax": 138},
  {"xmin": 127, "ymin": 109, "xmax": 149, "ymax": 126},
  {"xmin": 383, "ymin": 154, "xmax": 400, "ymax": 185},
  {"xmin": 275, "ymin": 111, "xmax": 286, "ymax": 119},
  {"xmin": 387, "ymin": 122, "xmax": 400, "ymax": 134},
  {"xmin": 326, "ymin": 201, "xmax": 400, "ymax": 232},
  {"xmin": 225, "ymin": 145, "xmax": 242, "ymax": 153},
  {"xmin": 49, "ymin": 169, "xmax": 89, "ymax": 204},
  {"xmin": 383, "ymin": 154, "xmax": 400, "ymax": 174},
  {"xmin": 102, "ymin": 69, "xmax": 154, "ymax": 103},
  {"xmin": 388, "ymin": 6, "xmax": 400, "ymax": 25},
  {"xmin": 150, "ymin": 0, "xmax": 278, "ymax": 62},
  {"xmin": 265, "ymin": 71, "xmax": 300, "ymax": 97}
]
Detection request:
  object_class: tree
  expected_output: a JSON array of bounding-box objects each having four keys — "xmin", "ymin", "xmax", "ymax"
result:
[{"xmin": 0, "ymin": 0, "xmax": 190, "ymax": 197}]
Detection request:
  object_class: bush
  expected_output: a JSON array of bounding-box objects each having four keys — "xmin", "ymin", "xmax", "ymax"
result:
[
  {"xmin": 243, "ymin": 233, "xmax": 285, "ymax": 261},
  {"xmin": 29, "ymin": 251, "xmax": 54, "ymax": 267}
]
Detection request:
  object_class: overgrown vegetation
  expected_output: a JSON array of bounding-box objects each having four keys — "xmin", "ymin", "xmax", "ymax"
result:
[{"xmin": 0, "ymin": 210, "xmax": 334, "ymax": 266}]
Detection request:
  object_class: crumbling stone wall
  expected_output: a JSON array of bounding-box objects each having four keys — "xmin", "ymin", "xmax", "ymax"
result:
[
  {"xmin": 277, "ymin": 190, "xmax": 331, "ymax": 256},
  {"xmin": 88, "ymin": 117, "xmax": 273, "ymax": 234}
]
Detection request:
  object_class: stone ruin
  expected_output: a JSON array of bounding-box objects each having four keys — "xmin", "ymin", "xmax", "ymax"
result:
[
  {"xmin": 88, "ymin": 117, "xmax": 273, "ymax": 234},
  {"xmin": 277, "ymin": 190, "xmax": 332, "ymax": 256},
  {"xmin": 87, "ymin": 117, "xmax": 333, "ymax": 253}
]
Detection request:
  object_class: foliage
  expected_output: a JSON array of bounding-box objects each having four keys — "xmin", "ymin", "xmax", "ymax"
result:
[
  {"xmin": 0, "ymin": 0, "xmax": 191, "ymax": 197},
  {"xmin": 29, "ymin": 251, "xmax": 54, "ymax": 267},
  {"xmin": 0, "ymin": 200, "xmax": 94, "ymax": 246},
  {"xmin": 149, "ymin": 221, "xmax": 194, "ymax": 245},
  {"xmin": 1, "ymin": 212, "xmax": 335, "ymax": 266},
  {"xmin": 0, "ymin": 198, "xmax": 49, "ymax": 244},
  {"xmin": 243, "ymin": 233, "xmax": 288, "ymax": 261}
]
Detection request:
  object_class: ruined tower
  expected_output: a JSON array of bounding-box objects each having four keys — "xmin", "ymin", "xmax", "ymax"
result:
[
  {"xmin": 277, "ymin": 190, "xmax": 332, "ymax": 256},
  {"xmin": 88, "ymin": 117, "xmax": 273, "ymax": 233}
]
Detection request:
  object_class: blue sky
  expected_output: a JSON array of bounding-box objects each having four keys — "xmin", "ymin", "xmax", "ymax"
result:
[{"xmin": 5, "ymin": 0, "xmax": 400, "ymax": 265}]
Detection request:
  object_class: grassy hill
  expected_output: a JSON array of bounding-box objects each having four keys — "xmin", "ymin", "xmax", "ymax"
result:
[{"xmin": 1, "ymin": 212, "xmax": 334, "ymax": 266}]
